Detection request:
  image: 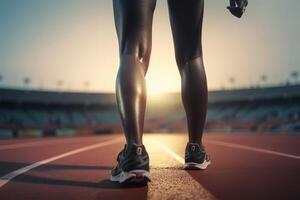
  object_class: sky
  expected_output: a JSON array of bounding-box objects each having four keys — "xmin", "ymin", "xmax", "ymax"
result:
[{"xmin": 0, "ymin": 0, "xmax": 299, "ymax": 94}]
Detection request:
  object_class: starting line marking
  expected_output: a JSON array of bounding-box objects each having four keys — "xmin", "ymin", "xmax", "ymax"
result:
[
  {"xmin": 206, "ymin": 139, "xmax": 300, "ymax": 160},
  {"xmin": 0, "ymin": 138, "xmax": 123, "ymax": 188}
]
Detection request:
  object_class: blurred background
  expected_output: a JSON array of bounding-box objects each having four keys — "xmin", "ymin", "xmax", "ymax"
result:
[{"xmin": 0, "ymin": 0, "xmax": 299, "ymax": 138}]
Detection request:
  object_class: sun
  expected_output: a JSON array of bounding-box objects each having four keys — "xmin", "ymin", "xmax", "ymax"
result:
[
  {"xmin": 146, "ymin": 81, "xmax": 167, "ymax": 97},
  {"xmin": 145, "ymin": 73, "xmax": 180, "ymax": 97}
]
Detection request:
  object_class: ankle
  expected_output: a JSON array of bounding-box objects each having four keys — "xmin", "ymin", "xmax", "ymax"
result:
[
  {"xmin": 126, "ymin": 142, "xmax": 144, "ymax": 149},
  {"xmin": 188, "ymin": 141, "xmax": 203, "ymax": 147}
]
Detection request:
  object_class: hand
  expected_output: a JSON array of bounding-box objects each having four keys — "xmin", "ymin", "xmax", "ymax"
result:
[{"xmin": 227, "ymin": 0, "xmax": 248, "ymax": 18}]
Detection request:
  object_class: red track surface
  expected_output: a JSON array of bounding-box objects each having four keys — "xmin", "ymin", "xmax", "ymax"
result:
[{"xmin": 0, "ymin": 133, "xmax": 299, "ymax": 200}]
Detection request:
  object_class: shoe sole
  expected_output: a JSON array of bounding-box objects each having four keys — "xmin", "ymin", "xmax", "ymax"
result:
[
  {"xmin": 110, "ymin": 170, "xmax": 151, "ymax": 184},
  {"xmin": 183, "ymin": 160, "xmax": 211, "ymax": 170}
]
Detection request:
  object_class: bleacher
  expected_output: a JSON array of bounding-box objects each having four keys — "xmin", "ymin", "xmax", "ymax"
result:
[{"xmin": 0, "ymin": 85, "xmax": 299, "ymax": 137}]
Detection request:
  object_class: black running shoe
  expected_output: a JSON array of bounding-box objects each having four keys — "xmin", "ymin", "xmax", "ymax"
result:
[
  {"xmin": 183, "ymin": 142, "xmax": 211, "ymax": 170},
  {"xmin": 110, "ymin": 143, "xmax": 150, "ymax": 184}
]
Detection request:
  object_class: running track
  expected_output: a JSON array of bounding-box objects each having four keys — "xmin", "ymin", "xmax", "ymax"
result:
[{"xmin": 0, "ymin": 133, "xmax": 299, "ymax": 200}]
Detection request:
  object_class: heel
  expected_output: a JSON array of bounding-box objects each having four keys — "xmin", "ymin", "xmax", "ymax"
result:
[{"xmin": 119, "ymin": 170, "xmax": 151, "ymax": 184}]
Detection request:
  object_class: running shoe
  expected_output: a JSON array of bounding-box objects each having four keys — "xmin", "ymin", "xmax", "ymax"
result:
[
  {"xmin": 110, "ymin": 143, "xmax": 150, "ymax": 184},
  {"xmin": 183, "ymin": 142, "xmax": 211, "ymax": 170}
]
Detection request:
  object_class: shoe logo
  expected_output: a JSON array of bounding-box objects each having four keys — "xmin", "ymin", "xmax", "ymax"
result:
[
  {"xmin": 136, "ymin": 147, "xmax": 142, "ymax": 156},
  {"xmin": 191, "ymin": 145, "xmax": 196, "ymax": 151}
]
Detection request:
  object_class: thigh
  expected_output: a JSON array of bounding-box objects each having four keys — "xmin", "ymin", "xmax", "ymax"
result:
[
  {"xmin": 113, "ymin": 0, "xmax": 156, "ymax": 58},
  {"xmin": 167, "ymin": 0, "xmax": 204, "ymax": 66}
]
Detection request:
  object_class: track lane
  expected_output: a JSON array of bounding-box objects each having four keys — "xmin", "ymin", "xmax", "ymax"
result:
[
  {"xmin": 156, "ymin": 134, "xmax": 300, "ymax": 200},
  {"xmin": 0, "ymin": 135, "xmax": 120, "ymax": 177},
  {"xmin": 0, "ymin": 141, "xmax": 150, "ymax": 200},
  {"xmin": 0, "ymin": 134, "xmax": 215, "ymax": 200},
  {"xmin": 0, "ymin": 135, "xmax": 118, "ymax": 150},
  {"xmin": 206, "ymin": 139, "xmax": 300, "ymax": 159},
  {"xmin": 145, "ymin": 136, "xmax": 215, "ymax": 200},
  {"xmin": 0, "ymin": 133, "xmax": 299, "ymax": 200},
  {"xmin": 205, "ymin": 134, "xmax": 300, "ymax": 155},
  {"xmin": 0, "ymin": 138, "xmax": 123, "ymax": 188}
]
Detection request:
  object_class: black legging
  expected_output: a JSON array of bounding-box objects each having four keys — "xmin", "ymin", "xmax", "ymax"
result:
[{"xmin": 113, "ymin": 0, "xmax": 207, "ymax": 146}]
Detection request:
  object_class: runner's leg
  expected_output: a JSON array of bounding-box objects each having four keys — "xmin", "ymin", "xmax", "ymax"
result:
[
  {"xmin": 168, "ymin": 0, "xmax": 207, "ymax": 145},
  {"xmin": 113, "ymin": 0, "xmax": 156, "ymax": 146}
]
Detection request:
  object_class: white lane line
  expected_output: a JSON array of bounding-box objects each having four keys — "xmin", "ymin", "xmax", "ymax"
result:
[
  {"xmin": 148, "ymin": 139, "xmax": 215, "ymax": 200},
  {"xmin": 156, "ymin": 140, "xmax": 185, "ymax": 164},
  {"xmin": 0, "ymin": 138, "xmax": 123, "ymax": 188},
  {"xmin": 0, "ymin": 137, "xmax": 101, "ymax": 150},
  {"xmin": 206, "ymin": 139, "xmax": 300, "ymax": 160}
]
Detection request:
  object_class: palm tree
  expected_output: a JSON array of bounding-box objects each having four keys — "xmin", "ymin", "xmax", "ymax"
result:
[
  {"xmin": 290, "ymin": 71, "xmax": 299, "ymax": 84},
  {"xmin": 229, "ymin": 77, "xmax": 235, "ymax": 89},
  {"xmin": 260, "ymin": 74, "xmax": 267, "ymax": 86},
  {"xmin": 0, "ymin": 74, "xmax": 2, "ymax": 89},
  {"xmin": 23, "ymin": 77, "xmax": 31, "ymax": 87}
]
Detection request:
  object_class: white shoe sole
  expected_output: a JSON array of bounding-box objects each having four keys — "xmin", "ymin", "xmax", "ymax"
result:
[
  {"xmin": 110, "ymin": 170, "xmax": 151, "ymax": 184},
  {"xmin": 183, "ymin": 160, "xmax": 211, "ymax": 170}
]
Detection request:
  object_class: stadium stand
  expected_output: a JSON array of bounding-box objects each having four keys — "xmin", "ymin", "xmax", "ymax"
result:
[{"xmin": 0, "ymin": 85, "xmax": 299, "ymax": 137}]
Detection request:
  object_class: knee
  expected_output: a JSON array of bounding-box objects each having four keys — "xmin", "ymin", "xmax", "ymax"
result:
[
  {"xmin": 176, "ymin": 55, "xmax": 204, "ymax": 72},
  {"xmin": 120, "ymin": 41, "xmax": 151, "ymax": 67},
  {"xmin": 175, "ymin": 45, "xmax": 203, "ymax": 68}
]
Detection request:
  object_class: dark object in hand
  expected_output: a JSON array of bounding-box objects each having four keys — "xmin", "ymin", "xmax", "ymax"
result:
[{"xmin": 227, "ymin": 0, "xmax": 248, "ymax": 18}]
